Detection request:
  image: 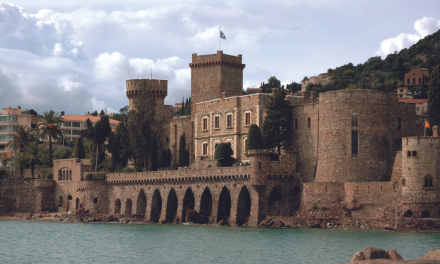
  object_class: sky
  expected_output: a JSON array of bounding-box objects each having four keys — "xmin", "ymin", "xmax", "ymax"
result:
[{"xmin": 1, "ymin": 0, "xmax": 440, "ymax": 114}]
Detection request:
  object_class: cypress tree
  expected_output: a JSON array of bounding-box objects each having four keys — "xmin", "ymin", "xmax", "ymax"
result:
[
  {"xmin": 181, "ymin": 99, "xmax": 185, "ymax": 115},
  {"xmin": 246, "ymin": 124, "xmax": 265, "ymax": 156},
  {"xmin": 214, "ymin": 143, "xmax": 234, "ymax": 167},
  {"xmin": 73, "ymin": 137, "xmax": 86, "ymax": 159},
  {"xmin": 179, "ymin": 135, "xmax": 189, "ymax": 167},
  {"xmin": 428, "ymin": 65, "xmax": 440, "ymax": 126},
  {"xmin": 100, "ymin": 109, "xmax": 105, "ymax": 116},
  {"xmin": 262, "ymin": 87, "xmax": 293, "ymax": 155},
  {"xmin": 148, "ymin": 135, "xmax": 158, "ymax": 171}
]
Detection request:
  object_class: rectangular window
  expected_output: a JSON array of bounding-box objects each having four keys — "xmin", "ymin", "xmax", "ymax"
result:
[
  {"xmin": 244, "ymin": 139, "xmax": 247, "ymax": 153},
  {"xmin": 351, "ymin": 130, "xmax": 358, "ymax": 154},
  {"xmin": 0, "ymin": 145, "xmax": 5, "ymax": 150},
  {"xmin": 63, "ymin": 122, "xmax": 71, "ymax": 127},
  {"xmin": 203, "ymin": 118, "xmax": 208, "ymax": 131},
  {"xmin": 413, "ymin": 78, "xmax": 415, "ymax": 84},
  {"xmin": 412, "ymin": 151, "xmax": 417, "ymax": 157},
  {"xmin": 93, "ymin": 198, "xmax": 98, "ymax": 204},
  {"xmin": 407, "ymin": 78, "xmax": 410, "ymax": 84},
  {"xmin": 245, "ymin": 113, "xmax": 251, "ymax": 126},
  {"xmin": 351, "ymin": 113, "xmax": 358, "ymax": 127},
  {"xmin": 227, "ymin": 115, "xmax": 232, "ymax": 127},
  {"xmin": 418, "ymin": 78, "xmax": 421, "ymax": 84},
  {"xmin": 202, "ymin": 143, "xmax": 208, "ymax": 155},
  {"xmin": 214, "ymin": 116, "xmax": 219, "ymax": 129},
  {"xmin": 400, "ymin": 89, "xmax": 403, "ymax": 93},
  {"xmin": 0, "ymin": 115, "xmax": 17, "ymax": 123},
  {"xmin": 395, "ymin": 138, "xmax": 402, "ymax": 151},
  {"xmin": 72, "ymin": 130, "xmax": 81, "ymax": 135},
  {"xmin": 72, "ymin": 122, "xmax": 80, "ymax": 128},
  {"xmin": 407, "ymin": 151, "xmax": 411, "ymax": 157},
  {"xmin": 31, "ymin": 124, "xmax": 36, "ymax": 129},
  {"xmin": 65, "ymin": 130, "xmax": 71, "ymax": 135},
  {"xmin": 417, "ymin": 107, "xmax": 420, "ymax": 111}
]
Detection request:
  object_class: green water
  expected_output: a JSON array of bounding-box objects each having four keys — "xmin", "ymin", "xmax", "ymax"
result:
[{"xmin": 0, "ymin": 221, "xmax": 439, "ymax": 264}]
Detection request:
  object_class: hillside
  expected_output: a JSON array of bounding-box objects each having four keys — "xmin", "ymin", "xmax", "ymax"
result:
[{"xmin": 304, "ymin": 29, "xmax": 440, "ymax": 97}]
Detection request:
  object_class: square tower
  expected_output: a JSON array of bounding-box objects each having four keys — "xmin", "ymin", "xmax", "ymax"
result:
[{"xmin": 189, "ymin": 51, "xmax": 245, "ymax": 115}]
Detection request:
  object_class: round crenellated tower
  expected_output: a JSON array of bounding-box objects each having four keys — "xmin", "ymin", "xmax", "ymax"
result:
[
  {"xmin": 126, "ymin": 79, "xmax": 168, "ymax": 111},
  {"xmin": 315, "ymin": 89, "xmax": 416, "ymax": 182},
  {"xmin": 248, "ymin": 149, "xmax": 271, "ymax": 186}
]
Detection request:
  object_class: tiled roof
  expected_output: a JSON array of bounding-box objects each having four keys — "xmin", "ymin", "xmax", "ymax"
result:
[
  {"xmin": 61, "ymin": 115, "xmax": 120, "ymax": 125},
  {"xmin": 398, "ymin": 99, "xmax": 428, "ymax": 103}
]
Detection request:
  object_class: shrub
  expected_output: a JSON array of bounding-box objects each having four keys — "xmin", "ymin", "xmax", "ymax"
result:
[
  {"xmin": 123, "ymin": 167, "xmax": 134, "ymax": 173},
  {"xmin": 73, "ymin": 137, "xmax": 86, "ymax": 159},
  {"xmin": 135, "ymin": 167, "xmax": 143, "ymax": 172},
  {"xmin": 216, "ymin": 157, "xmax": 236, "ymax": 167},
  {"xmin": 245, "ymin": 124, "xmax": 265, "ymax": 156},
  {"xmin": 214, "ymin": 143, "xmax": 234, "ymax": 167}
]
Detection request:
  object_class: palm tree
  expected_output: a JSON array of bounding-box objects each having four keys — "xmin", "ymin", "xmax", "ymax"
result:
[
  {"xmin": 11, "ymin": 153, "xmax": 28, "ymax": 177},
  {"xmin": 7, "ymin": 124, "xmax": 34, "ymax": 152},
  {"xmin": 25, "ymin": 142, "xmax": 40, "ymax": 178},
  {"xmin": 37, "ymin": 110, "xmax": 64, "ymax": 167}
]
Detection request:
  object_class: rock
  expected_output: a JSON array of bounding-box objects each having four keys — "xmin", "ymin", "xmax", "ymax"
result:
[
  {"xmin": 363, "ymin": 247, "xmax": 388, "ymax": 260},
  {"xmin": 186, "ymin": 210, "xmax": 205, "ymax": 224},
  {"xmin": 309, "ymin": 221, "xmax": 321, "ymax": 228},
  {"xmin": 38, "ymin": 214, "xmax": 43, "ymax": 218},
  {"xmin": 272, "ymin": 220, "xmax": 285, "ymax": 228},
  {"xmin": 159, "ymin": 218, "xmax": 167, "ymax": 224},
  {"xmin": 174, "ymin": 217, "xmax": 180, "ymax": 224},
  {"xmin": 351, "ymin": 251, "xmax": 366, "ymax": 262},
  {"xmin": 419, "ymin": 249, "xmax": 440, "ymax": 260},
  {"xmin": 386, "ymin": 250, "xmax": 403, "ymax": 260},
  {"xmin": 217, "ymin": 220, "xmax": 224, "ymax": 226}
]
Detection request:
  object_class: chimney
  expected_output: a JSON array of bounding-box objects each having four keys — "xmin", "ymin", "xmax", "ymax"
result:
[
  {"xmin": 433, "ymin": 125, "xmax": 439, "ymax": 138},
  {"xmin": 272, "ymin": 88, "xmax": 278, "ymax": 95}
]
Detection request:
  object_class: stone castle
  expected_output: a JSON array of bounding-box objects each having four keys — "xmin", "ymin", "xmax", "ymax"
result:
[{"xmin": 1, "ymin": 51, "xmax": 439, "ymax": 228}]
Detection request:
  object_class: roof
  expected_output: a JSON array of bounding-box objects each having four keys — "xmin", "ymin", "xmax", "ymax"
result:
[
  {"xmin": 398, "ymin": 99, "xmax": 428, "ymax": 104},
  {"xmin": 61, "ymin": 115, "xmax": 120, "ymax": 125},
  {"xmin": 246, "ymin": 88, "xmax": 262, "ymax": 91}
]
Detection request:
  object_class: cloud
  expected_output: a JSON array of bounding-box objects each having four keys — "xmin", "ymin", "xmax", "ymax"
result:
[{"xmin": 376, "ymin": 17, "xmax": 440, "ymax": 57}]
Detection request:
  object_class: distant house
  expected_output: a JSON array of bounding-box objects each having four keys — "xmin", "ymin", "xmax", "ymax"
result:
[
  {"xmin": 301, "ymin": 73, "xmax": 332, "ymax": 91},
  {"xmin": 395, "ymin": 87, "xmax": 412, "ymax": 99},
  {"xmin": 246, "ymin": 88, "xmax": 263, "ymax": 94},
  {"xmin": 61, "ymin": 115, "xmax": 119, "ymax": 142},
  {"xmin": 398, "ymin": 99, "xmax": 428, "ymax": 115},
  {"xmin": 0, "ymin": 106, "xmax": 32, "ymax": 155},
  {"xmin": 404, "ymin": 68, "xmax": 429, "ymax": 86},
  {"xmin": 173, "ymin": 102, "xmax": 183, "ymax": 113}
]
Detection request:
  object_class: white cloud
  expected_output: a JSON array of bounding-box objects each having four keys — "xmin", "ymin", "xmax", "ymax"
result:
[{"xmin": 376, "ymin": 17, "xmax": 440, "ymax": 57}]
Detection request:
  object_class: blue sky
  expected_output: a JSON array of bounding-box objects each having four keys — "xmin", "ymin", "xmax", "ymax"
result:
[{"xmin": 0, "ymin": 0, "xmax": 440, "ymax": 114}]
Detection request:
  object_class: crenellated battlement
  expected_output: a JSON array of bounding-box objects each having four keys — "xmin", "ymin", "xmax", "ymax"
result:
[
  {"xmin": 189, "ymin": 51, "xmax": 245, "ymax": 69},
  {"xmin": 126, "ymin": 79, "xmax": 168, "ymax": 99}
]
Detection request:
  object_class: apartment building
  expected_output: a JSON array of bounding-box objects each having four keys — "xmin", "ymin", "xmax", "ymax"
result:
[
  {"xmin": 0, "ymin": 107, "xmax": 32, "ymax": 156},
  {"xmin": 61, "ymin": 115, "xmax": 119, "ymax": 142}
]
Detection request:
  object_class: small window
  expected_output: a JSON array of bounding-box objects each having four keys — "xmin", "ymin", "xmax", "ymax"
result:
[
  {"xmin": 417, "ymin": 107, "xmax": 419, "ymax": 111},
  {"xmin": 307, "ymin": 117, "xmax": 311, "ymax": 128},
  {"xmin": 352, "ymin": 130, "xmax": 358, "ymax": 154},
  {"xmin": 72, "ymin": 122, "xmax": 80, "ymax": 128},
  {"xmin": 407, "ymin": 151, "xmax": 411, "ymax": 157},
  {"xmin": 203, "ymin": 118, "xmax": 208, "ymax": 131},
  {"xmin": 31, "ymin": 124, "xmax": 36, "ymax": 128},
  {"xmin": 396, "ymin": 117, "xmax": 401, "ymax": 130},
  {"xmin": 413, "ymin": 78, "xmax": 415, "ymax": 84},
  {"xmin": 202, "ymin": 143, "xmax": 208, "ymax": 155},
  {"xmin": 245, "ymin": 112, "xmax": 251, "ymax": 126},
  {"xmin": 258, "ymin": 162, "xmax": 261, "ymax": 171},
  {"xmin": 0, "ymin": 145, "xmax": 5, "ymax": 150},
  {"xmin": 407, "ymin": 78, "xmax": 410, "ymax": 84},
  {"xmin": 395, "ymin": 138, "xmax": 402, "ymax": 151},
  {"xmin": 294, "ymin": 118, "xmax": 298, "ymax": 129},
  {"xmin": 418, "ymin": 78, "xmax": 421, "ymax": 84},
  {"xmin": 402, "ymin": 179, "xmax": 406, "ymax": 186},
  {"xmin": 399, "ymin": 95, "xmax": 403, "ymax": 98},
  {"xmin": 94, "ymin": 198, "xmax": 98, "ymax": 203},
  {"xmin": 244, "ymin": 139, "xmax": 247, "ymax": 152},
  {"xmin": 400, "ymin": 89, "xmax": 403, "ymax": 92},
  {"xmin": 424, "ymin": 176, "xmax": 433, "ymax": 188},
  {"xmin": 214, "ymin": 116, "xmax": 220, "ymax": 129},
  {"xmin": 227, "ymin": 115, "xmax": 232, "ymax": 127},
  {"xmin": 351, "ymin": 112, "xmax": 358, "ymax": 127},
  {"xmin": 412, "ymin": 151, "xmax": 417, "ymax": 157}
]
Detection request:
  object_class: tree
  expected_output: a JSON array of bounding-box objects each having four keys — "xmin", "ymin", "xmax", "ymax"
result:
[
  {"xmin": 37, "ymin": 110, "xmax": 64, "ymax": 167},
  {"xmin": 112, "ymin": 105, "xmax": 129, "ymax": 121},
  {"xmin": 73, "ymin": 137, "xmax": 86, "ymax": 159},
  {"xmin": 11, "ymin": 153, "xmax": 28, "ymax": 177},
  {"xmin": 53, "ymin": 146, "xmax": 74, "ymax": 160},
  {"xmin": 260, "ymin": 76, "xmax": 281, "ymax": 93},
  {"xmin": 7, "ymin": 124, "xmax": 34, "ymax": 152},
  {"xmin": 85, "ymin": 115, "xmax": 111, "ymax": 171},
  {"xmin": 245, "ymin": 124, "xmax": 264, "ymax": 156},
  {"xmin": 28, "ymin": 109, "xmax": 38, "ymax": 116},
  {"xmin": 116, "ymin": 120, "xmax": 130, "ymax": 168},
  {"xmin": 178, "ymin": 135, "xmax": 189, "ymax": 167},
  {"xmin": 100, "ymin": 109, "xmax": 105, "ymax": 116},
  {"xmin": 214, "ymin": 143, "xmax": 234, "ymax": 167},
  {"xmin": 262, "ymin": 87, "xmax": 293, "ymax": 155},
  {"xmin": 428, "ymin": 65, "xmax": 440, "ymax": 126},
  {"xmin": 181, "ymin": 98, "xmax": 185, "ymax": 115},
  {"xmin": 148, "ymin": 134, "xmax": 158, "ymax": 171},
  {"xmin": 394, "ymin": 57, "xmax": 406, "ymax": 79},
  {"xmin": 25, "ymin": 142, "xmax": 40, "ymax": 178}
]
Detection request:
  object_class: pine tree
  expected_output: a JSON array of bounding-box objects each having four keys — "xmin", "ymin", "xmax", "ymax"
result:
[
  {"xmin": 246, "ymin": 124, "xmax": 264, "ymax": 156},
  {"xmin": 262, "ymin": 87, "xmax": 293, "ymax": 155},
  {"xmin": 73, "ymin": 137, "xmax": 86, "ymax": 159},
  {"xmin": 148, "ymin": 134, "xmax": 158, "ymax": 171},
  {"xmin": 179, "ymin": 135, "xmax": 189, "ymax": 167},
  {"xmin": 108, "ymin": 131, "xmax": 120, "ymax": 171},
  {"xmin": 428, "ymin": 65, "xmax": 440, "ymax": 126}
]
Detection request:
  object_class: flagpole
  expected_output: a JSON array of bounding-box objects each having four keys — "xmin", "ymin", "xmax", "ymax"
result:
[{"xmin": 219, "ymin": 26, "xmax": 221, "ymax": 51}]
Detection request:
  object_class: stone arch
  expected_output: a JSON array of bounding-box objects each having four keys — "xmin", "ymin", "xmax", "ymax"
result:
[
  {"xmin": 217, "ymin": 186, "xmax": 232, "ymax": 223},
  {"xmin": 75, "ymin": 198, "xmax": 80, "ymax": 210},
  {"xmin": 236, "ymin": 185, "xmax": 251, "ymax": 226},
  {"xmin": 66, "ymin": 195, "xmax": 72, "ymax": 212},
  {"xmin": 268, "ymin": 186, "xmax": 284, "ymax": 216},
  {"xmin": 114, "ymin": 199, "xmax": 121, "ymax": 214},
  {"xmin": 166, "ymin": 188, "xmax": 178, "ymax": 222},
  {"xmin": 421, "ymin": 210, "xmax": 430, "ymax": 218},
  {"xmin": 136, "ymin": 189, "xmax": 147, "ymax": 215},
  {"xmin": 200, "ymin": 187, "xmax": 212, "ymax": 224},
  {"xmin": 182, "ymin": 188, "xmax": 195, "ymax": 222},
  {"xmin": 125, "ymin": 199, "xmax": 132, "ymax": 214},
  {"xmin": 150, "ymin": 189, "xmax": 162, "ymax": 222},
  {"xmin": 403, "ymin": 210, "xmax": 413, "ymax": 217}
]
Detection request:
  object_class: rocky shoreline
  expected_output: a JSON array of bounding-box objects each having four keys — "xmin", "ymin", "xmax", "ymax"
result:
[{"xmin": 336, "ymin": 247, "xmax": 440, "ymax": 263}]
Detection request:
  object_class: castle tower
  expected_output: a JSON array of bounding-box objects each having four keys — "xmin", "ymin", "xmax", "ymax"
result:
[
  {"xmin": 189, "ymin": 51, "xmax": 245, "ymax": 115},
  {"xmin": 126, "ymin": 79, "xmax": 168, "ymax": 111}
]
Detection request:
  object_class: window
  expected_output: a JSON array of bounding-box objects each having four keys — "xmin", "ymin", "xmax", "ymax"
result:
[
  {"xmin": 396, "ymin": 117, "xmax": 401, "ymax": 130},
  {"xmin": 214, "ymin": 116, "xmax": 220, "ymax": 129},
  {"xmin": 413, "ymin": 78, "xmax": 415, "ymax": 84},
  {"xmin": 72, "ymin": 122, "xmax": 80, "ymax": 128},
  {"xmin": 418, "ymin": 78, "xmax": 421, "ymax": 84},
  {"xmin": 203, "ymin": 118, "xmax": 208, "ymax": 131},
  {"xmin": 65, "ymin": 130, "xmax": 71, "ymax": 135},
  {"xmin": 244, "ymin": 139, "xmax": 247, "ymax": 152},
  {"xmin": 424, "ymin": 176, "xmax": 433, "ymax": 188},
  {"xmin": 412, "ymin": 151, "xmax": 417, "ymax": 157},
  {"xmin": 407, "ymin": 151, "xmax": 411, "ymax": 157},
  {"xmin": 0, "ymin": 135, "xmax": 13, "ymax": 141},
  {"xmin": 352, "ymin": 130, "xmax": 358, "ymax": 154},
  {"xmin": 395, "ymin": 138, "xmax": 402, "ymax": 151},
  {"xmin": 63, "ymin": 122, "xmax": 71, "ymax": 127},
  {"xmin": 0, "ymin": 125, "xmax": 14, "ymax": 131},
  {"xmin": 407, "ymin": 78, "xmax": 410, "ymax": 84},
  {"xmin": 0, "ymin": 145, "xmax": 5, "ymax": 150},
  {"xmin": 94, "ymin": 198, "xmax": 98, "ymax": 204},
  {"xmin": 72, "ymin": 130, "xmax": 81, "ymax": 135},
  {"xmin": 202, "ymin": 143, "xmax": 208, "ymax": 155},
  {"xmin": 227, "ymin": 115, "xmax": 232, "ymax": 127},
  {"xmin": 31, "ymin": 124, "xmax": 36, "ymax": 128},
  {"xmin": 351, "ymin": 112, "xmax": 358, "ymax": 127},
  {"xmin": 294, "ymin": 118, "xmax": 298, "ymax": 129},
  {"xmin": 400, "ymin": 89, "xmax": 403, "ymax": 93},
  {"xmin": 0, "ymin": 115, "xmax": 17, "ymax": 123},
  {"xmin": 417, "ymin": 107, "xmax": 420, "ymax": 111},
  {"xmin": 307, "ymin": 117, "xmax": 311, "ymax": 128},
  {"xmin": 399, "ymin": 95, "xmax": 403, "ymax": 98},
  {"xmin": 245, "ymin": 112, "xmax": 251, "ymax": 126}
]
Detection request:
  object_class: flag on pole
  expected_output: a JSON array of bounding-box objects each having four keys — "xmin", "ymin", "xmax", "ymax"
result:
[
  {"xmin": 220, "ymin": 31, "xmax": 226, "ymax": 39},
  {"xmin": 426, "ymin": 120, "xmax": 430, "ymax": 128}
]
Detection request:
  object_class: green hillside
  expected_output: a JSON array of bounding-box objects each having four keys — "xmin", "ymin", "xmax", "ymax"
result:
[{"xmin": 305, "ymin": 29, "xmax": 440, "ymax": 97}]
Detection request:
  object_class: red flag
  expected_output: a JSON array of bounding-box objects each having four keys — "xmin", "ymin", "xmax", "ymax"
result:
[{"xmin": 426, "ymin": 120, "xmax": 430, "ymax": 129}]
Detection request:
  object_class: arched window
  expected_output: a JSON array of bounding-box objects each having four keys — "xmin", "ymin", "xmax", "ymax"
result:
[
  {"xmin": 294, "ymin": 118, "xmax": 298, "ymax": 129},
  {"xmin": 424, "ymin": 175, "xmax": 433, "ymax": 188},
  {"xmin": 307, "ymin": 117, "xmax": 311, "ymax": 128},
  {"xmin": 396, "ymin": 117, "xmax": 401, "ymax": 130},
  {"xmin": 351, "ymin": 112, "xmax": 358, "ymax": 127}
]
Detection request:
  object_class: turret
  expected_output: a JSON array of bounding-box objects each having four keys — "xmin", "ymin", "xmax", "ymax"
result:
[{"xmin": 248, "ymin": 149, "xmax": 270, "ymax": 186}]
